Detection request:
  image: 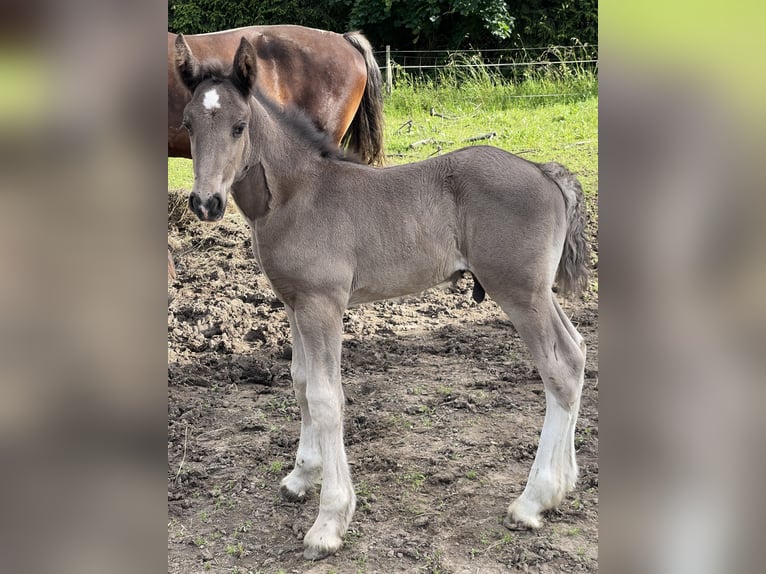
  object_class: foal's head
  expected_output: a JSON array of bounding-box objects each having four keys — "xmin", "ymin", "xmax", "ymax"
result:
[{"xmin": 174, "ymin": 35, "xmax": 258, "ymax": 222}]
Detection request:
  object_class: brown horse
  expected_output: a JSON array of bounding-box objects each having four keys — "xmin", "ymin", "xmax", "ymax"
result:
[
  {"xmin": 168, "ymin": 26, "xmax": 385, "ymax": 165},
  {"xmin": 176, "ymin": 36, "xmax": 590, "ymax": 559}
]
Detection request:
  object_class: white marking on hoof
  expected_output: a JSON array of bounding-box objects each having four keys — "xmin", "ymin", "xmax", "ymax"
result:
[{"xmin": 203, "ymin": 89, "xmax": 220, "ymax": 110}]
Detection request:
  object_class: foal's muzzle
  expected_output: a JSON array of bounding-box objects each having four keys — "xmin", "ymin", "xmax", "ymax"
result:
[{"xmin": 189, "ymin": 191, "xmax": 225, "ymax": 222}]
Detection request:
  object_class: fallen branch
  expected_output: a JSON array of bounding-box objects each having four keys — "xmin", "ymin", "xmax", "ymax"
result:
[
  {"xmin": 409, "ymin": 138, "xmax": 436, "ymax": 149},
  {"xmin": 464, "ymin": 131, "xmax": 497, "ymax": 143},
  {"xmin": 430, "ymin": 107, "xmax": 456, "ymax": 120},
  {"xmin": 409, "ymin": 139, "xmax": 454, "ymax": 150},
  {"xmin": 396, "ymin": 119, "xmax": 413, "ymax": 134},
  {"xmin": 563, "ymin": 139, "xmax": 597, "ymax": 148}
]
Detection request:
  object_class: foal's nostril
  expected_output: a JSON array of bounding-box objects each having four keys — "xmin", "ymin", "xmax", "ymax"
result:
[
  {"xmin": 189, "ymin": 193, "xmax": 201, "ymax": 214},
  {"xmin": 211, "ymin": 194, "xmax": 223, "ymax": 215}
]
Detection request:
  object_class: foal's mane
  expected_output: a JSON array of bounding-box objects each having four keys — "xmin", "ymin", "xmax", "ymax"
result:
[
  {"xmin": 195, "ymin": 60, "xmax": 360, "ymax": 164},
  {"xmin": 254, "ymin": 91, "xmax": 360, "ymax": 163}
]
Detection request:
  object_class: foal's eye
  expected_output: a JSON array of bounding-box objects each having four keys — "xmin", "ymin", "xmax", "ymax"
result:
[
  {"xmin": 181, "ymin": 119, "xmax": 192, "ymax": 135},
  {"xmin": 232, "ymin": 122, "xmax": 246, "ymax": 138}
]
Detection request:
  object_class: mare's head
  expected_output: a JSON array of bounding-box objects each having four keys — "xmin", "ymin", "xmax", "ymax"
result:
[{"xmin": 174, "ymin": 35, "xmax": 258, "ymax": 222}]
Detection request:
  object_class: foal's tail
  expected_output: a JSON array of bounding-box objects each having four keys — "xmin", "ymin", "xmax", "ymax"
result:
[
  {"xmin": 538, "ymin": 162, "xmax": 591, "ymax": 297},
  {"xmin": 342, "ymin": 31, "xmax": 386, "ymax": 165}
]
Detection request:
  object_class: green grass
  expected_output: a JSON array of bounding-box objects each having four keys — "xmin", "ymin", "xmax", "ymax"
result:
[
  {"xmin": 168, "ymin": 157, "xmax": 194, "ymax": 190},
  {"xmin": 404, "ymin": 471, "xmax": 426, "ymax": 491},
  {"xmin": 225, "ymin": 541, "xmax": 245, "ymax": 558},
  {"xmin": 388, "ymin": 58, "xmax": 597, "ymax": 114},
  {"xmin": 383, "ymin": 64, "xmax": 598, "ymax": 197}
]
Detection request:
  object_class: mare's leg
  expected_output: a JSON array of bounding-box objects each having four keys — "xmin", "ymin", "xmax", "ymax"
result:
[
  {"xmin": 280, "ymin": 306, "xmax": 322, "ymax": 501},
  {"xmin": 496, "ymin": 291, "xmax": 586, "ymax": 529},
  {"xmin": 292, "ymin": 297, "xmax": 355, "ymax": 559}
]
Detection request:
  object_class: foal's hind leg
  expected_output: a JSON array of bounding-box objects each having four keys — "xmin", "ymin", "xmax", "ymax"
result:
[
  {"xmin": 497, "ymin": 292, "xmax": 586, "ymax": 529},
  {"xmin": 280, "ymin": 306, "xmax": 322, "ymax": 501},
  {"xmin": 552, "ymin": 297, "xmax": 586, "ymax": 494}
]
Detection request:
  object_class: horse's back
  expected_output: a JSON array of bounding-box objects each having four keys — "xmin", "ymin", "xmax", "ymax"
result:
[{"xmin": 328, "ymin": 146, "xmax": 564, "ymax": 223}]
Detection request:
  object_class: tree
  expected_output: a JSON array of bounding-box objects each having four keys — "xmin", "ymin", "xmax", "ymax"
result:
[
  {"xmin": 168, "ymin": 0, "xmax": 348, "ymax": 35},
  {"xmin": 168, "ymin": 0, "xmax": 597, "ymax": 51},
  {"xmin": 507, "ymin": 0, "xmax": 597, "ymax": 48},
  {"xmin": 333, "ymin": 0, "xmax": 513, "ymax": 50}
]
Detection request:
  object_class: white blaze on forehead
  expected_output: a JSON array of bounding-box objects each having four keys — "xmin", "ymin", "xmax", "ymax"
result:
[{"xmin": 203, "ymin": 89, "xmax": 221, "ymax": 110}]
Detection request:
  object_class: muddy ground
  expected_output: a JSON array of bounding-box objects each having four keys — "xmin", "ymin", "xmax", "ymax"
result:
[{"xmin": 167, "ymin": 188, "xmax": 598, "ymax": 573}]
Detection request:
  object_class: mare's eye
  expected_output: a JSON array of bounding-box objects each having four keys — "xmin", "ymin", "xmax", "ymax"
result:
[
  {"xmin": 181, "ymin": 119, "xmax": 192, "ymax": 135},
  {"xmin": 232, "ymin": 122, "xmax": 246, "ymax": 138}
]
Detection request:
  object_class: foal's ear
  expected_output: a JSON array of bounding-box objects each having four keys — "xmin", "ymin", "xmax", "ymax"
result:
[
  {"xmin": 233, "ymin": 37, "xmax": 258, "ymax": 96},
  {"xmin": 174, "ymin": 34, "xmax": 201, "ymax": 92}
]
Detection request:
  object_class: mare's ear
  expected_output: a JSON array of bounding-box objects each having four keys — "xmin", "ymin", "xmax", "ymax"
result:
[
  {"xmin": 174, "ymin": 34, "xmax": 201, "ymax": 92},
  {"xmin": 232, "ymin": 37, "xmax": 258, "ymax": 96}
]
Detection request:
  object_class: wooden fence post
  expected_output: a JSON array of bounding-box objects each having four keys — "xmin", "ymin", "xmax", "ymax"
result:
[{"xmin": 386, "ymin": 45, "xmax": 392, "ymax": 94}]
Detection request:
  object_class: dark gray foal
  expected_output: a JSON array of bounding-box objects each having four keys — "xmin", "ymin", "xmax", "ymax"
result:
[{"xmin": 175, "ymin": 35, "xmax": 590, "ymax": 560}]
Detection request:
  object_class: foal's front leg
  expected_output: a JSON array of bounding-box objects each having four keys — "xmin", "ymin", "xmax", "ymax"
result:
[
  {"xmin": 280, "ymin": 306, "xmax": 322, "ymax": 501},
  {"xmin": 292, "ymin": 298, "xmax": 355, "ymax": 559}
]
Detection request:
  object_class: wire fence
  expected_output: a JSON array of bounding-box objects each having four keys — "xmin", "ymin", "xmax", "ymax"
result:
[
  {"xmin": 384, "ymin": 60, "xmax": 599, "ymax": 70},
  {"xmin": 374, "ymin": 45, "xmax": 599, "ymax": 97},
  {"xmin": 376, "ymin": 45, "xmax": 598, "ymax": 63}
]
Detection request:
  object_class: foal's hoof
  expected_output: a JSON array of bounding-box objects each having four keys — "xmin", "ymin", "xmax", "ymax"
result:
[
  {"xmin": 302, "ymin": 523, "xmax": 343, "ymax": 560},
  {"xmin": 280, "ymin": 483, "xmax": 312, "ymax": 503},
  {"xmin": 502, "ymin": 514, "xmax": 540, "ymax": 531},
  {"xmin": 504, "ymin": 500, "xmax": 543, "ymax": 530},
  {"xmin": 303, "ymin": 543, "xmax": 337, "ymax": 561}
]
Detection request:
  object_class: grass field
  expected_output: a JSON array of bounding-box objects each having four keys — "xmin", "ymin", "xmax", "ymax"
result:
[{"xmin": 384, "ymin": 86, "xmax": 598, "ymax": 198}]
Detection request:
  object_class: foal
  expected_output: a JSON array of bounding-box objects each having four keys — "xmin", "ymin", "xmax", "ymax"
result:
[{"xmin": 175, "ymin": 35, "xmax": 590, "ymax": 560}]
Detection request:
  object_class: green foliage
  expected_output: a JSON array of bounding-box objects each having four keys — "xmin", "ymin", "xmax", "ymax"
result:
[
  {"xmin": 334, "ymin": 0, "xmax": 513, "ymax": 49},
  {"xmin": 168, "ymin": 0, "xmax": 348, "ymax": 34},
  {"xmin": 168, "ymin": 1, "xmax": 597, "ymax": 51},
  {"xmin": 509, "ymin": 0, "xmax": 598, "ymax": 49}
]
